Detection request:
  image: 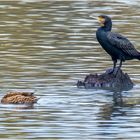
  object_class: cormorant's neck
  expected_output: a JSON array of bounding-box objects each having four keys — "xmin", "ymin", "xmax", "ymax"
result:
[{"xmin": 100, "ymin": 21, "xmax": 112, "ymax": 31}]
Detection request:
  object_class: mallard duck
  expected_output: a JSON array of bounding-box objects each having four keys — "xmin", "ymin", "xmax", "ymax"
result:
[{"xmin": 1, "ymin": 91, "xmax": 38, "ymax": 104}]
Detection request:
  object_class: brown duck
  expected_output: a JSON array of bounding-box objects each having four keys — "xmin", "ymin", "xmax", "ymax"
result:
[{"xmin": 1, "ymin": 91, "xmax": 38, "ymax": 104}]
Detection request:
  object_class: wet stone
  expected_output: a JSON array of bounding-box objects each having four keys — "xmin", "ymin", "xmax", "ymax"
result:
[{"xmin": 77, "ymin": 67, "xmax": 134, "ymax": 91}]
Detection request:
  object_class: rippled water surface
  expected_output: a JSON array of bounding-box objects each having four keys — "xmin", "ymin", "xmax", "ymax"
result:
[{"xmin": 0, "ymin": 0, "xmax": 140, "ymax": 139}]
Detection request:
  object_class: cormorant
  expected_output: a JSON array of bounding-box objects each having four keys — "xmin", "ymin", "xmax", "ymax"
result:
[{"xmin": 96, "ymin": 15, "xmax": 140, "ymax": 73}]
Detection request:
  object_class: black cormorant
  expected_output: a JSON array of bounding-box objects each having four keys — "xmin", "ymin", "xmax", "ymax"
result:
[{"xmin": 96, "ymin": 15, "xmax": 140, "ymax": 73}]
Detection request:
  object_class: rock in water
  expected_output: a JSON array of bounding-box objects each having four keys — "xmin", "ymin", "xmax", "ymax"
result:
[{"xmin": 77, "ymin": 67, "xmax": 133, "ymax": 91}]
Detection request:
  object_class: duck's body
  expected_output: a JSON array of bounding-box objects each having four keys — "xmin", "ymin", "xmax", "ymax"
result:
[
  {"xmin": 96, "ymin": 15, "xmax": 140, "ymax": 73},
  {"xmin": 1, "ymin": 92, "xmax": 38, "ymax": 104}
]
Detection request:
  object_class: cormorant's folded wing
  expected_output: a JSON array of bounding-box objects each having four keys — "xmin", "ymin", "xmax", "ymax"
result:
[{"xmin": 107, "ymin": 32, "xmax": 139, "ymax": 56}]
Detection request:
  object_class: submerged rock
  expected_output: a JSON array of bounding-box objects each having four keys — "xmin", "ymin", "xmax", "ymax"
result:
[
  {"xmin": 77, "ymin": 67, "xmax": 133, "ymax": 91},
  {"xmin": 1, "ymin": 91, "xmax": 38, "ymax": 104}
]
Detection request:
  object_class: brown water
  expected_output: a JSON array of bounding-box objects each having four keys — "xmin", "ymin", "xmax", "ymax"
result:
[{"xmin": 0, "ymin": 0, "xmax": 140, "ymax": 139}]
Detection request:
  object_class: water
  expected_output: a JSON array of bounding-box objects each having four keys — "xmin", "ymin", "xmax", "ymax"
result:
[{"xmin": 0, "ymin": 0, "xmax": 140, "ymax": 139}]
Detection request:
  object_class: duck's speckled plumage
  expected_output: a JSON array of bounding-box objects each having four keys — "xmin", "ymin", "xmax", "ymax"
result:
[{"xmin": 1, "ymin": 92, "xmax": 38, "ymax": 104}]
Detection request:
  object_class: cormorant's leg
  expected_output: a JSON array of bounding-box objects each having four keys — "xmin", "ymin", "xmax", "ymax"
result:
[
  {"xmin": 113, "ymin": 59, "xmax": 117, "ymax": 71},
  {"xmin": 118, "ymin": 60, "xmax": 122, "ymax": 69},
  {"xmin": 108, "ymin": 59, "xmax": 117, "ymax": 74},
  {"xmin": 115, "ymin": 60, "xmax": 123, "ymax": 76}
]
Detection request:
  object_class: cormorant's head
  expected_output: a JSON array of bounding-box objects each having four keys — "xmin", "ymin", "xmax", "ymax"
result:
[{"xmin": 98, "ymin": 15, "xmax": 112, "ymax": 28}]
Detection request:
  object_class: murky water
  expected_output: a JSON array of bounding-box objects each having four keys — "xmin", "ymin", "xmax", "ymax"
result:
[{"xmin": 0, "ymin": 0, "xmax": 140, "ymax": 139}]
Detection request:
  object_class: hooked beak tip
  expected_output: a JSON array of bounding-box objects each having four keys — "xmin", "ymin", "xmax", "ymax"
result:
[{"xmin": 89, "ymin": 15, "xmax": 98, "ymax": 20}]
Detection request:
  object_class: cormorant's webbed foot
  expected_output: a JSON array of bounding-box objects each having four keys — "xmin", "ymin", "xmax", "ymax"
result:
[
  {"xmin": 106, "ymin": 67, "xmax": 120, "ymax": 77},
  {"xmin": 107, "ymin": 68, "xmax": 115, "ymax": 74},
  {"xmin": 106, "ymin": 60, "xmax": 122, "ymax": 76}
]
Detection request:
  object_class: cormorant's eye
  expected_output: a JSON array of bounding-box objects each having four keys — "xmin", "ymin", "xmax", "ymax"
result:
[{"xmin": 98, "ymin": 16, "xmax": 105, "ymax": 24}]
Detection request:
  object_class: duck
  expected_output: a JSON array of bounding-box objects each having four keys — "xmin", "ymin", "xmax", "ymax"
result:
[{"xmin": 1, "ymin": 91, "xmax": 38, "ymax": 104}]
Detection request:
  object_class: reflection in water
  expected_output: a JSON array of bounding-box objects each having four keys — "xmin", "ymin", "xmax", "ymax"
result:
[
  {"xmin": 97, "ymin": 92, "xmax": 129, "ymax": 139},
  {"xmin": 0, "ymin": 0, "xmax": 140, "ymax": 139},
  {"xmin": 99, "ymin": 92, "xmax": 127, "ymax": 121},
  {"xmin": 97, "ymin": 91, "xmax": 140, "ymax": 139}
]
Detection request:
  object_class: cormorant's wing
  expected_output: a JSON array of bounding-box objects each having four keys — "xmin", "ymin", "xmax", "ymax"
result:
[{"xmin": 107, "ymin": 32, "xmax": 139, "ymax": 56}]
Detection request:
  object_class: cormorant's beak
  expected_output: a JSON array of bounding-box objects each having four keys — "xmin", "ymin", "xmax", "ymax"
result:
[
  {"xmin": 89, "ymin": 15, "xmax": 105, "ymax": 26},
  {"xmin": 97, "ymin": 16, "xmax": 105, "ymax": 26},
  {"xmin": 89, "ymin": 15, "xmax": 98, "ymax": 20}
]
